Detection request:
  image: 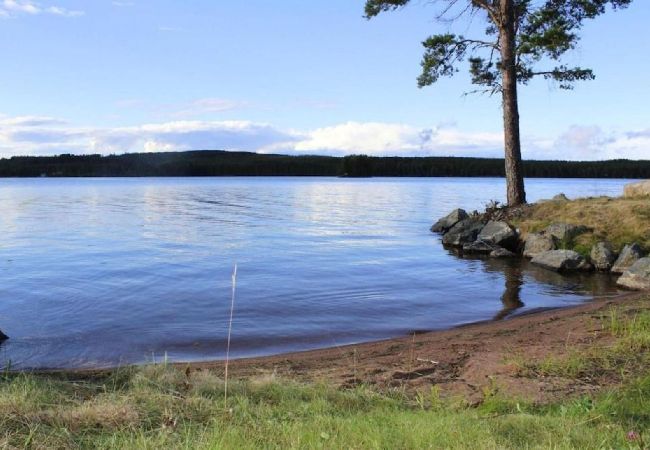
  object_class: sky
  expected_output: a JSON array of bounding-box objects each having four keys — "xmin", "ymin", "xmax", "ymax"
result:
[{"xmin": 0, "ymin": 0, "xmax": 648, "ymax": 160}]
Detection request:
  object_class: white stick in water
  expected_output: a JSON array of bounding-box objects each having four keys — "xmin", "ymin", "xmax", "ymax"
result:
[{"xmin": 224, "ymin": 263, "xmax": 237, "ymax": 409}]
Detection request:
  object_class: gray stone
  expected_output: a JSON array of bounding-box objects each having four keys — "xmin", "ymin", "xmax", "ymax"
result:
[
  {"xmin": 552, "ymin": 193, "xmax": 569, "ymax": 201},
  {"xmin": 617, "ymin": 257, "xmax": 650, "ymax": 290},
  {"xmin": 490, "ymin": 247, "xmax": 516, "ymax": 258},
  {"xmin": 544, "ymin": 223, "xmax": 590, "ymax": 242},
  {"xmin": 531, "ymin": 250, "xmax": 592, "ymax": 272},
  {"xmin": 431, "ymin": 208, "xmax": 468, "ymax": 233},
  {"xmin": 624, "ymin": 180, "xmax": 650, "ymax": 198},
  {"xmin": 611, "ymin": 243, "xmax": 644, "ymax": 274},
  {"xmin": 590, "ymin": 241, "xmax": 617, "ymax": 271},
  {"xmin": 463, "ymin": 239, "xmax": 498, "ymax": 254},
  {"xmin": 477, "ymin": 220, "xmax": 518, "ymax": 250},
  {"xmin": 442, "ymin": 218, "xmax": 484, "ymax": 247},
  {"xmin": 523, "ymin": 233, "xmax": 557, "ymax": 258}
]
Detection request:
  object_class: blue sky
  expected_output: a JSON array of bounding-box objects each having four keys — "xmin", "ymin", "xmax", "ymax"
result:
[{"xmin": 0, "ymin": 0, "xmax": 648, "ymax": 160}]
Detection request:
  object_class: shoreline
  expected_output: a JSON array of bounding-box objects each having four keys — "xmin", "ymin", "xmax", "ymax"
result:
[{"xmin": 25, "ymin": 290, "xmax": 648, "ymax": 403}]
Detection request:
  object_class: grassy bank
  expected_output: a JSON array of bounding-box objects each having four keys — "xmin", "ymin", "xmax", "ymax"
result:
[
  {"xmin": 511, "ymin": 196, "xmax": 650, "ymax": 254},
  {"xmin": 2, "ymin": 305, "xmax": 649, "ymax": 449}
]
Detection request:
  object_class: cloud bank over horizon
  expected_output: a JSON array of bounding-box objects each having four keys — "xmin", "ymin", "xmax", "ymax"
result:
[{"xmin": 0, "ymin": 115, "xmax": 648, "ymax": 161}]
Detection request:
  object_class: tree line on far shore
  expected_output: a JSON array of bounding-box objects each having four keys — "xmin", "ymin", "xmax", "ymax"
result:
[{"xmin": 1, "ymin": 151, "xmax": 649, "ymax": 179}]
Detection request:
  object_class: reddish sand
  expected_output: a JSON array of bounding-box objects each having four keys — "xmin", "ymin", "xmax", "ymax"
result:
[{"xmin": 187, "ymin": 292, "xmax": 648, "ymax": 404}]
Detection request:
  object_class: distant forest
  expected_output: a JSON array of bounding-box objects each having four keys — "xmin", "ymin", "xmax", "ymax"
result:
[{"xmin": 1, "ymin": 150, "xmax": 649, "ymax": 178}]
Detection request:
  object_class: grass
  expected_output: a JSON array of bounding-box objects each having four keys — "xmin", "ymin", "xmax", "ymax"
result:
[
  {"xmin": 519, "ymin": 308, "xmax": 650, "ymax": 382},
  {"xmin": 1, "ymin": 306, "xmax": 650, "ymax": 449},
  {"xmin": 511, "ymin": 196, "xmax": 650, "ymax": 253}
]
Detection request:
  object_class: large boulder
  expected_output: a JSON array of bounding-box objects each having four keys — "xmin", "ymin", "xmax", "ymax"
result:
[
  {"xmin": 431, "ymin": 208, "xmax": 468, "ymax": 233},
  {"xmin": 477, "ymin": 220, "xmax": 518, "ymax": 250},
  {"xmin": 617, "ymin": 258, "xmax": 650, "ymax": 290},
  {"xmin": 611, "ymin": 243, "xmax": 644, "ymax": 274},
  {"xmin": 523, "ymin": 233, "xmax": 557, "ymax": 258},
  {"xmin": 544, "ymin": 223, "xmax": 590, "ymax": 242},
  {"xmin": 531, "ymin": 250, "xmax": 592, "ymax": 272},
  {"xmin": 624, "ymin": 180, "xmax": 650, "ymax": 198},
  {"xmin": 442, "ymin": 218, "xmax": 484, "ymax": 247},
  {"xmin": 590, "ymin": 241, "xmax": 617, "ymax": 271},
  {"xmin": 0, "ymin": 330, "xmax": 7, "ymax": 342}
]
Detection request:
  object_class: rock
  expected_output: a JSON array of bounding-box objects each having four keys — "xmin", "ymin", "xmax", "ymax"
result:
[
  {"xmin": 544, "ymin": 223, "xmax": 590, "ymax": 242},
  {"xmin": 0, "ymin": 330, "xmax": 7, "ymax": 342},
  {"xmin": 590, "ymin": 241, "xmax": 617, "ymax": 271},
  {"xmin": 623, "ymin": 180, "xmax": 650, "ymax": 198},
  {"xmin": 490, "ymin": 247, "xmax": 516, "ymax": 258},
  {"xmin": 431, "ymin": 208, "xmax": 468, "ymax": 233},
  {"xmin": 617, "ymin": 258, "xmax": 650, "ymax": 290},
  {"xmin": 552, "ymin": 193, "xmax": 569, "ymax": 201},
  {"xmin": 611, "ymin": 243, "xmax": 644, "ymax": 274},
  {"xmin": 531, "ymin": 250, "xmax": 592, "ymax": 272},
  {"xmin": 463, "ymin": 239, "xmax": 498, "ymax": 254},
  {"xmin": 442, "ymin": 218, "xmax": 484, "ymax": 247},
  {"xmin": 477, "ymin": 220, "xmax": 518, "ymax": 250},
  {"xmin": 523, "ymin": 233, "xmax": 557, "ymax": 258}
]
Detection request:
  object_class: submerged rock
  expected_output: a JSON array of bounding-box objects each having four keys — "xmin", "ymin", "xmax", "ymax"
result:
[
  {"xmin": 624, "ymin": 180, "xmax": 650, "ymax": 198},
  {"xmin": 431, "ymin": 208, "xmax": 468, "ymax": 233},
  {"xmin": 611, "ymin": 243, "xmax": 644, "ymax": 274},
  {"xmin": 477, "ymin": 220, "xmax": 518, "ymax": 250},
  {"xmin": 544, "ymin": 223, "xmax": 590, "ymax": 242},
  {"xmin": 617, "ymin": 258, "xmax": 650, "ymax": 290},
  {"xmin": 463, "ymin": 239, "xmax": 498, "ymax": 254},
  {"xmin": 590, "ymin": 241, "xmax": 617, "ymax": 271},
  {"xmin": 523, "ymin": 233, "xmax": 557, "ymax": 258},
  {"xmin": 531, "ymin": 250, "xmax": 592, "ymax": 272},
  {"xmin": 490, "ymin": 247, "xmax": 516, "ymax": 258},
  {"xmin": 442, "ymin": 218, "xmax": 484, "ymax": 247}
]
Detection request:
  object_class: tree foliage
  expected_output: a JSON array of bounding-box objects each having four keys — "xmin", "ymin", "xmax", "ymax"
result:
[{"xmin": 365, "ymin": 0, "xmax": 633, "ymax": 93}]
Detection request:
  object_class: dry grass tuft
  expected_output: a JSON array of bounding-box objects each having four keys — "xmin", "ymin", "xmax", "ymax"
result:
[{"xmin": 36, "ymin": 399, "xmax": 140, "ymax": 432}]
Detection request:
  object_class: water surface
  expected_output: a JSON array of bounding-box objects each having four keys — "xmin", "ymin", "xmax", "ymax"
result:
[{"xmin": 0, "ymin": 177, "xmax": 629, "ymax": 369}]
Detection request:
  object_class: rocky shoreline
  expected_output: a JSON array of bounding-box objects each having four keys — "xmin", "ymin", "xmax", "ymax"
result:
[{"xmin": 431, "ymin": 180, "xmax": 650, "ymax": 291}]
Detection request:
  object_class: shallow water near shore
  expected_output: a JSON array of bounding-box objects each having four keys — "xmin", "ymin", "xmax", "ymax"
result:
[{"xmin": 0, "ymin": 177, "xmax": 632, "ymax": 369}]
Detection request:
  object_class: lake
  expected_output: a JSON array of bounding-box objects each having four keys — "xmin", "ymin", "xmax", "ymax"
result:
[{"xmin": 0, "ymin": 177, "xmax": 631, "ymax": 369}]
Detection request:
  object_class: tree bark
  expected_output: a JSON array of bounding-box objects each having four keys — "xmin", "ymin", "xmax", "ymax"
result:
[{"xmin": 499, "ymin": 0, "xmax": 526, "ymax": 206}]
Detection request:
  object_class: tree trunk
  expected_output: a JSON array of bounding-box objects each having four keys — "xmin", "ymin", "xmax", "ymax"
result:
[{"xmin": 499, "ymin": 0, "xmax": 526, "ymax": 206}]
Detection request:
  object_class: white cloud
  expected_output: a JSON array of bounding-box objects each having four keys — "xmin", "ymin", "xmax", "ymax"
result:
[
  {"xmin": 292, "ymin": 121, "xmax": 504, "ymax": 157},
  {"xmin": 158, "ymin": 26, "xmax": 185, "ymax": 33},
  {"xmin": 0, "ymin": 115, "xmax": 648, "ymax": 161},
  {"xmin": 114, "ymin": 97, "xmax": 250, "ymax": 119},
  {"xmin": 0, "ymin": 0, "xmax": 83, "ymax": 17},
  {"xmin": 170, "ymin": 98, "xmax": 249, "ymax": 117}
]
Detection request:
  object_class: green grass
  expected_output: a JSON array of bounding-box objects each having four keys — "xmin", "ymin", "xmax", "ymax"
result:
[
  {"xmin": 2, "ymin": 368, "xmax": 649, "ymax": 449},
  {"xmin": 520, "ymin": 308, "xmax": 650, "ymax": 382},
  {"xmin": 2, "ymin": 308, "xmax": 650, "ymax": 449}
]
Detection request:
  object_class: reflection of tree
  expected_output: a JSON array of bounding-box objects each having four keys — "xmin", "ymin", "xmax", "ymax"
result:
[{"xmin": 494, "ymin": 263, "xmax": 524, "ymax": 320}]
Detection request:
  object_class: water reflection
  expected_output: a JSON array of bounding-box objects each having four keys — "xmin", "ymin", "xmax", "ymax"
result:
[
  {"xmin": 495, "ymin": 262, "xmax": 524, "ymax": 320},
  {"xmin": 0, "ymin": 177, "xmax": 629, "ymax": 369},
  {"xmin": 460, "ymin": 254, "xmax": 620, "ymax": 322}
]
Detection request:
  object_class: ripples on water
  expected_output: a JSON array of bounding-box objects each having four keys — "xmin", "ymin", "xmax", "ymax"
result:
[{"xmin": 0, "ymin": 177, "xmax": 629, "ymax": 369}]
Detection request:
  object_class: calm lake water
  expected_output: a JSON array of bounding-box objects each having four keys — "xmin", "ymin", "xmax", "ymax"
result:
[{"xmin": 0, "ymin": 177, "xmax": 631, "ymax": 369}]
